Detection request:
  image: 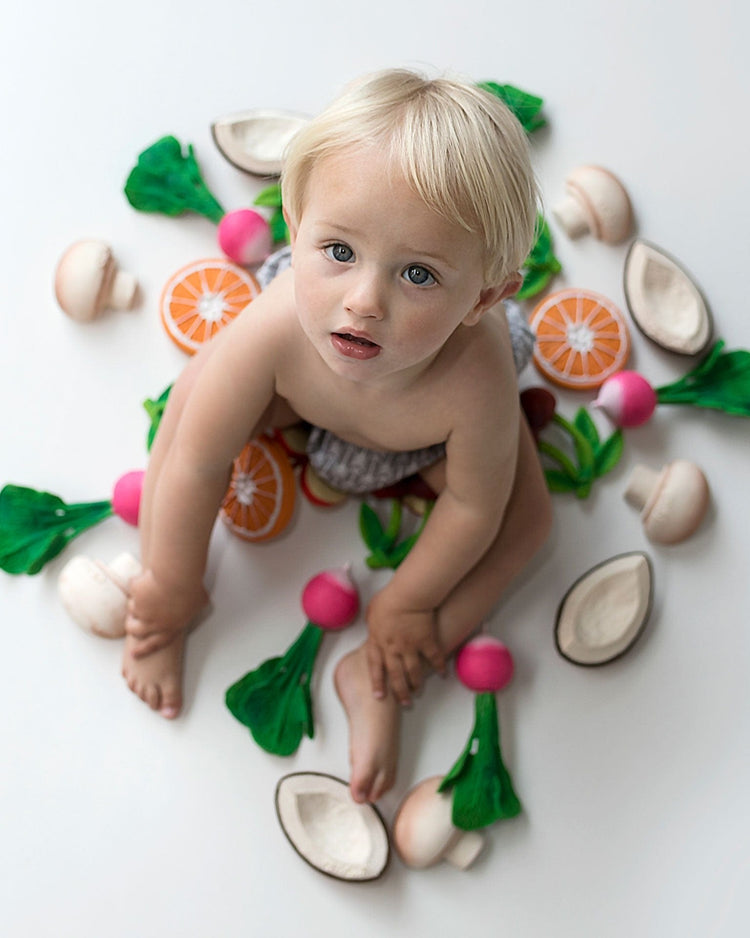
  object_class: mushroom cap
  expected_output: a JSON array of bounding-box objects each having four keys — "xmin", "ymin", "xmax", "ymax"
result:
[
  {"xmin": 625, "ymin": 461, "xmax": 710, "ymax": 544},
  {"xmin": 54, "ymin": 240, "xmax": 137, "ymax": 321},
  {"xmin": 392, "ymin": 776, "xmax": 485, "ymax": 870},
  {"xmin": 553, "ymin": 165, "xmax": 633, "ymax": 244},
  {"xmin": 58, "ymin": 553, "xmax": 141, "ymax": 638}
]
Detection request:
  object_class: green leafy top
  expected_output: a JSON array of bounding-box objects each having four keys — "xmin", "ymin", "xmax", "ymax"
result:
[
  {"xmin": 359, "ymin": 501, "xmax": 431, "ymax": 569},
  {"xmin": 0, "ymin": 485, "xmax": 113, "ymax": 575},
  {"xmin": 476, "ymin": 82, "xmax": 547, "ymax": 134},
  {"xmin": 538, "ymin": 408, "xmax": 624, "ymax": 499},
  {"xmin": 254, "ymin": 184, "xmax": 289, "ymax": 244},
  {"xmin": 656, "ymin": 340, "xmax": 750, "ymax": 415},
  {"xmin": 124, "ymin": 136, "xmax": 225, "ymax": 223},
  {"xmin": 517, "ymin": 215, "xmax": 562, "ymax": 300},
  {"xmin": 438, "ymin": 692, "xmax": 521, "ymax": 830}
]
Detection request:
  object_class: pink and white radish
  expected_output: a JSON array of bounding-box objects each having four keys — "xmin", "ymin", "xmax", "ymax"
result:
[
  {"xmin": 593, "ymin": 371, "xmax": 657, "ymax": 427},
  {"xmin": 217, "ymin": 208, "xmax": 272, "ymax": 267},
  {"xmin": 301, "ymin": 564, "xmax": 360, "ymax": 630}
]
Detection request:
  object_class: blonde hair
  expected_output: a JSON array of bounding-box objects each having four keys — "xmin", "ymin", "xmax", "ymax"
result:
[{"xmin": 281, "ymin": 68, "xmax": 539, "ymax": 285}]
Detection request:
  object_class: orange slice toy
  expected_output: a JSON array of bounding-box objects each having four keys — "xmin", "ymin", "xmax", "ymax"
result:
[
  {"xmin": 530, "ymin": 288, "xmax": 630, "ymax": 390},
  {"xmin": 220, "ymin": 435, "xmax": 296, "ymax": 542},
  {"xmin": 160, "ymin": 258, "xmax": 260, "ymax": 355}
]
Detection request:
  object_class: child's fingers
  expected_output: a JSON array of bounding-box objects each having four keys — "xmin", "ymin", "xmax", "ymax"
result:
[
  {"xmin": 365, "ymin": 641, "xmax": 387, "ymax": 699},
  {"xmin": 402, "ymin": 652, "xmax": 424, "ymax": 696},
  {"xmin": 385, "ymin": 654, "xmax": 413, "ymax": 707},
  {"xmin": 421, "ymin": 637, "xmax": 447, "ymax": 676}
]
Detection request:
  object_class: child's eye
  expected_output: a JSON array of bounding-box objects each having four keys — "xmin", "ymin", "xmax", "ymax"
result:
[
  {"xmin": 325, "ymin": 243, "xmax": 355, "ymax": 263},
  {"xmin": 403, "ymin": 265, "xmax": 436, "ymax": 286}
]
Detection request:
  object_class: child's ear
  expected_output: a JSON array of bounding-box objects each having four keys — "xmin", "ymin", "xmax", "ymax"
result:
[
  {"xmin": 463, "ymin": 273, "xmax": 523, "ymax": 326},
  {"xmin": 283, "ymin": 208, "xmax": 297, "ymax": 248}
]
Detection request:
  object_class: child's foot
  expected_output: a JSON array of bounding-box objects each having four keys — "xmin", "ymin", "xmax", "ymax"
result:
[
  {"xmin": 334, "ymin": 646, "xmax": 401, "ymax": 803},
  {"xmin": 121, "ymin": 631, "xmax": 185, "ymax": 719}
]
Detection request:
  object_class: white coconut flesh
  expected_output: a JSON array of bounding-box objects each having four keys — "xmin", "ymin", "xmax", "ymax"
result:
[
  {"xmin": 211, "ymin": 110, "xmax": 310, "ymax": 176},
  {"xmin": 624, "ymin": 240, "xmax": 712, "ymax": 355},
  {"xmin": 555, "ymin": 552, "xmax": 653, "ymax": 665},
  {"xmin": 275, "ymin": 773, "xmax": 389, "ymax": 881}
]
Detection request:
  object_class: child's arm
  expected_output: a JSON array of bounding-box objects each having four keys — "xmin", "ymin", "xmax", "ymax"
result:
[
  {"xmin": 125, "ymin": 288, "xmax": 289, "ymax": 657},
  {"xmin": 365, "ymin": 393, "xmax": 520, "ymax": 705}
]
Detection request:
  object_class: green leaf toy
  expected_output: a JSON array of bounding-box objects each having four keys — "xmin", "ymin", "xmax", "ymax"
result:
[
  {"xmin": 477, "ymin": 82, "xmax": 547, "ymax": 134},
  {"xmin": 225, "ymin": 566, "xmax": 359, "ymax": 756},
  {"xmin": 124, "ymin": 137, "xmax": 275, "ymax": 265},
  {"xmin": 521, "ymin": 387, "xmax": 624, "ymax": 498},
  {"xmin": 143, "ymin": 383, "xmax": 173, "ymax": 452},
  {"xmin": 517, "ymin": 216, "xmax": 562, "ymax": 301},
  {"xmin": 593, "ymin": 340, "xmax": 750, "ymax": 427},
  {"xmin": 0, "ymin": 471, "xmax": 144, "ymax": 575},
  {"xmin": 124, "ymin": 136, "xmax": 225, "ymax": 223},
  {"xmin": 359, "ymin": 500, "xmax": 432, "ymax": 570},
  {"xmin": 439, "ymin": 635, "xmax": 521, "ymax": 831},
  {"xmin": 254, "ymin": 183, "xmax": 289, "ymax": 245}
]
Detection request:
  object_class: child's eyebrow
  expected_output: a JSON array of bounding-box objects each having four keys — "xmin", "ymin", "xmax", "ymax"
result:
[{"xmin": 311, "ymin": 220, "xmax": 459, "ymax": 270}]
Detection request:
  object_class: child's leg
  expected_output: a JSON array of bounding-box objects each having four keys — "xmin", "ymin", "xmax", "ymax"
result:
[
  {"xmin": 336, "ymin": 417, "xmax": 552, "ymax": 802},
  {"xmin": 122, "ymin": 338, "xmax": 300, "ymax": 717}
]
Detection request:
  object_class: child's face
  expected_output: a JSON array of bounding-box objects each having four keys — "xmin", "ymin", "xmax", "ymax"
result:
[{"xmin": 287, "ymin": 147, "xmax": 502, "ymax": 388}]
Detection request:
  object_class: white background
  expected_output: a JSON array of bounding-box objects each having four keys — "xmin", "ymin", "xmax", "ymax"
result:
[{"xmin": 1, "ymin": 2, "xmax": 749, "ymax": 935}]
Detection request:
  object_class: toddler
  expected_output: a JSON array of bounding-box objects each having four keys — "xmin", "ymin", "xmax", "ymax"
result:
[{"xmin": 123, "ymin": 68, "xmax": 552, "ymax": 803}]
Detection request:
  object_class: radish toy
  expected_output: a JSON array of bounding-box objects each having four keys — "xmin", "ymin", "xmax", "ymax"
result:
[
  {"xmin": 438, "ymin": 635, "xmax": 522, "ymax": 831},
  {"xmin": 0, "ymin": 471, "xmax": 144, "ymax": 575},
  {"xmin": 225, "ymin": 565, "xmax": 360, "ymax": 756},
  {"xmin": 124, "ymin": 135, "xmax": 273, "ymax": 267},
  {"xmin": 594, "ymin": 340, "xmax": 750, "ymax": 427}
]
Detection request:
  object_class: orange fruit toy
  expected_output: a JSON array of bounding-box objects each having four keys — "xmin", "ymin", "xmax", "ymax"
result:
[
  {"xmin": 220, "ymin": 435, "xmax": 296, "ymax": 542},
  {"xmin": 530, "ymin": 288, "xmax": 631, "ymax": 390},
  {"xmin": 160, "ymin": 258, "xmax": 260, "ymax": 354}
]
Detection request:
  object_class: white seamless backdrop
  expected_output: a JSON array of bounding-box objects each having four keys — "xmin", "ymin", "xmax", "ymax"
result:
[{"xmin": 1, "ymin": 2, "xmax": 748, "ymax": 936}]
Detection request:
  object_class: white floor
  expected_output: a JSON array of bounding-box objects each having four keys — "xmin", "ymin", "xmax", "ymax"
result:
[{"xmin": 2, "ymin": 2, "xmax": 749, "ymax": 936}]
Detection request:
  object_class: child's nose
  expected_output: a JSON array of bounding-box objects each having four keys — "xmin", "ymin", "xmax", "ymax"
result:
[{"xmin": 344, "ymin": 271, "xmax": 386, "ymax": 320}]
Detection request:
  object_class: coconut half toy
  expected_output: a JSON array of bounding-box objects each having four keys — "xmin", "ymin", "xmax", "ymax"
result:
[{"xmin": 275, "ymin": 773, "xmax": 390, "ymax": 881}]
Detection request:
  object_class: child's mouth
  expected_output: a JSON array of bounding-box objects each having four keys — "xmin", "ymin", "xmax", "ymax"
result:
[{"xmin": 331, "ymin": 332, "xmax": 381, "ymax": 360}]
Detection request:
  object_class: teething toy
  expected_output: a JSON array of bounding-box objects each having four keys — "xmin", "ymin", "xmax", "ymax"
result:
[
  {"xmin": 55, "ymin": 240, "xmax": 138, "ymax": 321},
  {"xmin": 225, "ymin": 565, "xmax": 359, "ymax": 755},
  {"xmin": 624, "ymin": 461, "xmax": 710, "ymax": 544},
  {"xmin": 0, "ymin": 471, "xmax": 144, "ymax": 575},
  {"xmin": 438, "ymin": 635, "xmax": 521, "ymax": 831},
  {"xmin": 552, "ymin": 165, "xmax": 633, "ymax": 244}
]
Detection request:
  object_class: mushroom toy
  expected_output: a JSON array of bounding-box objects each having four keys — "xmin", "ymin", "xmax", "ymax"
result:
[
  {"xmin": 55, "ymin": 240, "xmax": 138, "ymax": 321},
  {"xmin": 0, "ymin": 470, "xmax": 144, "ymax": 575},
  {"xmin": 225, "ymin": 565, "xmax": 360, "ymax": 755},
  {"xmin": 393, "ymin": 776, "xmax": 487, "ymax": 871},
  {"xmin": 124, "ymin": 135, "xmax": 272, "ymax": 267},
  {"xmin": 58, "ymin": 552, "xmax": 142, "ymax": 638},
  {"xmin": 552, "ymin": 165, "xmax": 633, "ymax": 244},
  {"xmin": 438, "ymin": 635, "xmax": 522, "ymax": 831},
  {"xmin": 593, "ymin": 340, "xmax": 750, "ymax": 427},
  {"xmin": 624, "ymin": 460, "xmax": 710, "ymax": 545}
]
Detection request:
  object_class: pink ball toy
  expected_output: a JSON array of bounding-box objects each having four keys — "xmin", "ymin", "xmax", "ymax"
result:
[
  {"xmin": 301, "ymin": 565, "xmax": 360, "ymax": 630},
  {"xmin": 455, "ymin": 635, "xmax": 514, "ymax": 693},
  {"xmin": 217, "ymin": 209, "xmax": 272, "ymax": 267},
  {"xmin": 593, "ymin": 371, "xmax": 658, "ymax": 427},
  {"xmin": 111, "ymin": 470, "xmax": 145, "ymax": 526}
]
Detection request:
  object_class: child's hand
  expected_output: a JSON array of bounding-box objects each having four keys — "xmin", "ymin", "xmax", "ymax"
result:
[
  {"xmin": 125, "ymin": 569, "xmax": 209, "ymax": 658},
  {"xmin": 365, "ymin": 587, "xmax": 446, "ymax": 706}
]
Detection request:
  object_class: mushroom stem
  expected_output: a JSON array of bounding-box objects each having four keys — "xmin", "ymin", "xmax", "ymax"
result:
[
  {"xmin": 107, "ymin": 269, "xmax": 138, "ymax": 310},
  {"xmin": 623, "ymin": 465, "xmax": 660, "ymax": 510},
  {"xmin": 443, "ymin": 830, "xmax": 486, "ymax": 869}
]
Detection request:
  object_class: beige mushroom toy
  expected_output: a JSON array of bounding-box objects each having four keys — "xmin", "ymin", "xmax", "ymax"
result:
[
  {"xmin": 392, "ymin": 776, "xmax": 486, "ymax": 870},
  {"xmin": 58, "ymin": 552, "xmax": 141, "ymax": 638},
  {"xmin": 624, "ymin": 460, "xmax": 710, "ymax": 545},
  {"xmin": 552, "ymin": 165, "xmax": 633, "ymax": 244},
  {"xmin": 54, "ymin": 240, "xmax": 138, "ymax": 321}
]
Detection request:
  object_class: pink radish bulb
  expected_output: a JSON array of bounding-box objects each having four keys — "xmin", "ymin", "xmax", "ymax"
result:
[
  {"xmin": 301, "ymin": 565, "xmax": 360, "ymax": 630},
  {"xmin": 217, "ymin": 209, "xmax": 272, "ymax": 267},
  {"xmin": 593, "ymin": 371, "xmax": 657, "ymax": 427},
  {"xmin": 112, "ymin": 470, "xmax": 145, "ymax": 526},
  {"xmin": 455, "ymin": 635, "xmax": 514, "ymax": 693}
]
